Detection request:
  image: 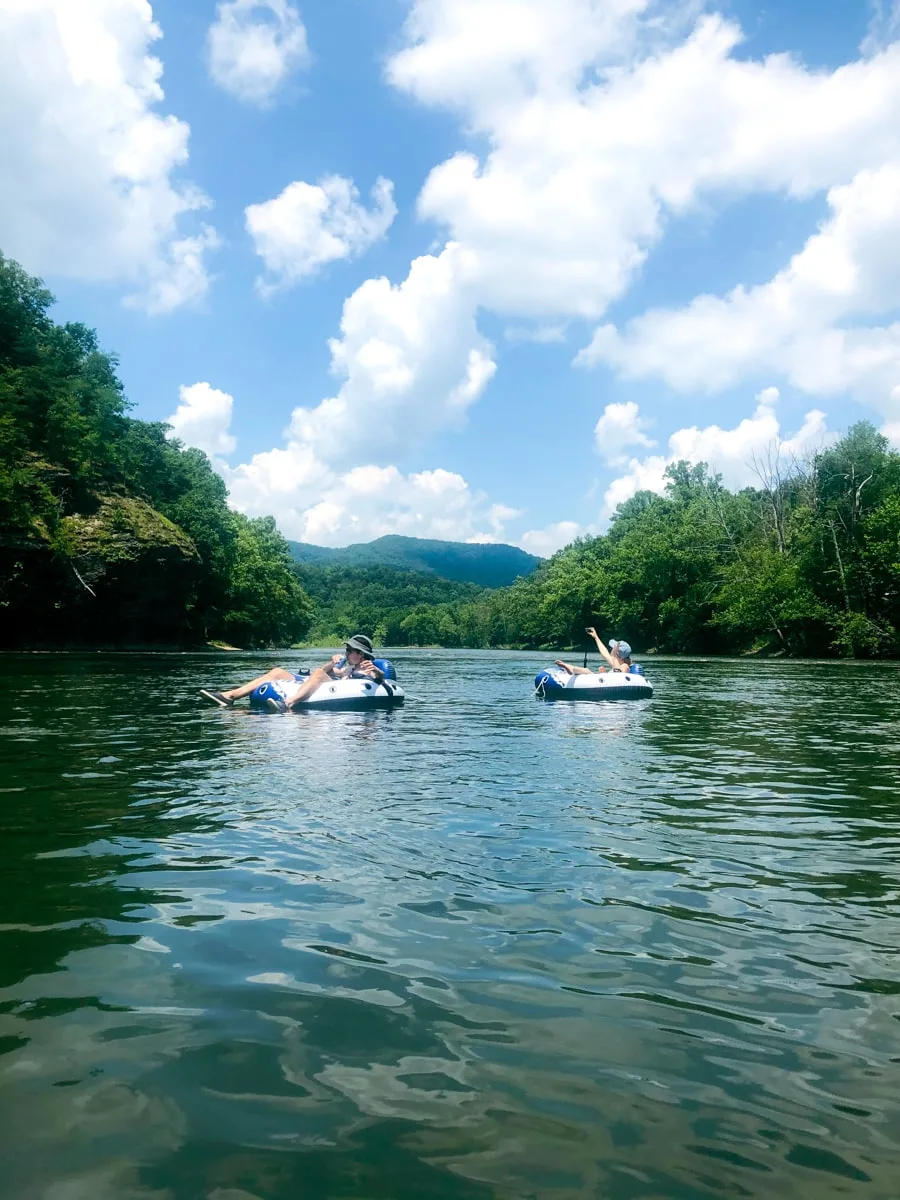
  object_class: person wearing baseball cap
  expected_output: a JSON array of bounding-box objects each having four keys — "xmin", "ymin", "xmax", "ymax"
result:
[
  {"xmin": 554, "ymin": 627, "xmax": 635, "ymax": 676},
  {"xmin": 608, "ymin": 638, "xmax": 632, "ymax": 664},
  {"xmin": 199, "ymin": 632, "xmax": 384, "ymax": 709}
]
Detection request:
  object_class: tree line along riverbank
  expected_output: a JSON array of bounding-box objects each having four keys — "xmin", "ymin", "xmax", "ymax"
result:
[
  {"xmin": 2, "ymin": 250, "xmax": 898, "ymax": 657},
  {"xmin": 384, "ymin": 428, "xmax": 900, "ymax": 659}
]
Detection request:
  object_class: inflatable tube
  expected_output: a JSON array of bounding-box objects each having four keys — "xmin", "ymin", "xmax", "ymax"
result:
[
  {"xmin": 250, "ymin": 661, "xmax": 404, "ymax": 712},
  {"xmin": 534, "ymin": 666, "xmax": 653, "ymax": 701}
]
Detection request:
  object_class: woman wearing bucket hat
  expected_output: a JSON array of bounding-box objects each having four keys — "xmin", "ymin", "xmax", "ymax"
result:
[
  {"xmin": 199, "ymin": 633, "xmax": 384, "ymax": 709},
  {"xmin": 554, "ymin": 627, "xmax": 633, "ymax": 676}
]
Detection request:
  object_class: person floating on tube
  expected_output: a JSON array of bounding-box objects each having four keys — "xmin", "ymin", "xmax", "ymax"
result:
[
  {"xmin": 555, "ymin": 627, "xmax": 633, "ymax": 675},
  {"xmin": 199, "ymin": 634, "xmax": 384, "ymax": 710}
]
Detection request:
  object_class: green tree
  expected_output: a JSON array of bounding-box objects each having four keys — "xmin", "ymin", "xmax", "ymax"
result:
[
  {"xmin": 222, "ymin": 516, "xmax": 313, "ymax": 648},
  {"xmin": 0, "ymin": 251, "xmax": 313, "ymax": 648}
]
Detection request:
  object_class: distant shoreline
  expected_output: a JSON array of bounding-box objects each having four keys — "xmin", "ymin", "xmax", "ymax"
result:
[{"xmin": 3, "ymin": 645, "xmax": 898, "ymax": 665}]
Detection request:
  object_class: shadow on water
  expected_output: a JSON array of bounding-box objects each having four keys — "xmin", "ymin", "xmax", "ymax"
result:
[
  {"xmin": 1, "ymin": 650, "xmax": 899, "ymax": 1198},
  {"xmin": 0, "ymin": 655, "xmax": 239, "ymax": 996}
]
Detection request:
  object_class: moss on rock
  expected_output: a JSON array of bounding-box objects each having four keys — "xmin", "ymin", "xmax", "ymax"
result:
[
  {"xmin": 59, "ymin": 495, "xmax": 198, "ymax": 568},
  {"xmin": 56, "ymin": 495, "xmax": 199, "ymax": 604}
]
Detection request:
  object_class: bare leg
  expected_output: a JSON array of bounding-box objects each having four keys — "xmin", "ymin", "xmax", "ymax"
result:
[
  {"xmin": 555, "ymin": 659, "xmax": 593, "ymax": 675},
  {"xmin": 222, "ymin": 667, "xmax": 298, "ymax": 702},
  {"xmin": 287, "ymin": 664, "xmax": 334, "ymax": 708}
]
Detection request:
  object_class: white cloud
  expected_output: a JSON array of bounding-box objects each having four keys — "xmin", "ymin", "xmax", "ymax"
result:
[
  {"xmin": 594, "ymin": 400, "xmax": 655, "ymax": 464},
  {"xmin": 579, "ymin": 167, "xmax": 900, "ymax": 428},
  {"xmin": 388, "ymin": 4, "xmax": 900, "ymax": 324},
  {"xmin": 600, "ymin": 389, "xmax": 835, "ymax": 517},
  {"xmin": 129, "ymin": 226, "xmax": 222, "ymax": 315},
  {"xmin": 230, "ymin": 454, "xmax": 518, "ymax": 545},
  {"xmin": 177, "ymin": 245, "xmax": 492, "ymax": 503},
  {"xmin": 165, "ymin": 382, "xmax": 237, "ymax": 459},
  {"xmin": 388, "ymin": 0, "xmax": 653, "ymax": 125},
  {"xmin": 602, "ymin": 456, "xmax": 670, "ymax": 518},
  {"xmin": 170, "ymin": 379, "xmax": 520, "ymax": 546},
  {"xmin": 206, "ymin": 0, "xmax": 309, "ymax": 106},
  {"xmin": 246, "ymin": 176, "xmax": 397, "ymax": 293},
  {"xmin": 519, "ymin": 520, "xmax": 584, "ymax": 557},
  {"xmin": 302, "ymin": 467, "xmax": 517, "ymax": 545},
  {"xmin": 286, "ymin": 242, "xmax": 495, "ymax": 466},
  {"xmin": 0, "ymin": 0, "xmax": 218, "ymax": 312}
]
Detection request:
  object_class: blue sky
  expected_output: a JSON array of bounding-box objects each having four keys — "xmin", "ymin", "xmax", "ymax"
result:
[{"xmin": 2, "ymin": 0, "xmax": 899, "ymax": 553}]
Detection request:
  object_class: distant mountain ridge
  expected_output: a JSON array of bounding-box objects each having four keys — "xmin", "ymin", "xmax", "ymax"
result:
[{"xmin": 288, "ymin": 534, "xmax": 542, "ymax": 589}]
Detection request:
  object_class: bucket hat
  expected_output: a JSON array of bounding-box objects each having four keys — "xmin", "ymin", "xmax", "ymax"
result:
[
  {"xmin": 345, "ymin": 634, "xmax": 375, "ymax": 659},
  {"xmin": 611, "ymin": 639, "xmax": 632, "ymax": 659}
]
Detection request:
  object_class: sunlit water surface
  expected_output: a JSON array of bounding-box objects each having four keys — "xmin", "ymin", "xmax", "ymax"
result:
[{"xmin": 1, "ymin": 650, "xmax": 899, "ymax": 1199}]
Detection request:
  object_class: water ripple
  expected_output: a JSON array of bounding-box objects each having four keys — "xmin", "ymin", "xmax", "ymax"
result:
[{"xmin": 1, "ymin": 650, "xmax": 899, "ymax": 1198}]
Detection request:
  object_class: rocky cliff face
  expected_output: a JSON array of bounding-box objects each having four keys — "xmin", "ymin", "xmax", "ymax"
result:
[
  {"xmin": 59, "ymin": 495, "xmax": 199, "ymax": 582},
  {"xmin": 1, "ymin": 496, "xmax": 201, "ymax": 646}
]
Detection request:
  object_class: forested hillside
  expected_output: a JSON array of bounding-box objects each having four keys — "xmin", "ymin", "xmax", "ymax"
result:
[
  {"xmin": 0, "ymin": 253, "xmax": 311, "ymax": 648},
  {"xmin": 383, "ymin": 434, "xmax": 900, "ymax": 657},
  {"xmin": 296, "ymin": 565, "xmax": 485, "ymax": 645},
  {"xmin": 289, "ymin": 534, "xmax": 541, "ymax": 587}
]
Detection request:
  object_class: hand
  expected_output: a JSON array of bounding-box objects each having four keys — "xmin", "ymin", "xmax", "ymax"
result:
[
  {"xmin": 331, "ymin": 653, "xmax": 344, "ymax": 666},
  {"xmin": 356, "ymin": 659, "xmax": 384, "ymax": 681},
  {"xmin": 586, "ymin": 626, "xmax": 597, "ymax": 638}
]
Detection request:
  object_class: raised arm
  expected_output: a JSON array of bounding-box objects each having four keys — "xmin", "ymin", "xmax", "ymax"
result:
[{"xmin": 586, "ymin": 626, "xmax": 617, "ymax": 669}]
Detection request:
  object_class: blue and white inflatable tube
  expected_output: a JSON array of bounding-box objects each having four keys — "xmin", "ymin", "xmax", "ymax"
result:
[
  {"xmin": 534, "ymin": 665, "xmax": 653, "ymax": 701},
  {"xmin": 250, "ymin": 659, "xmax": 404, "ymax": 712}
]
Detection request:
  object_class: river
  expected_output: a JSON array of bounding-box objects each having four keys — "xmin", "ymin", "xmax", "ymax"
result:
[{"xmin": 1, "ymin": 649, "xmax": 899, "ymax": 1199}]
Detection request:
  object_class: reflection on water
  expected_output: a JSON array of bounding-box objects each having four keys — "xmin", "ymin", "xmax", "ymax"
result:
[{"xmin": 1, "ymin": 650, "xmax": 899, "ymax": 1198}]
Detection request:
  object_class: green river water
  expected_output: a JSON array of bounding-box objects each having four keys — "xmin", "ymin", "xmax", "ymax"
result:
[{"xmin": 1, "ymin": 650, "xmax": 899, "ymax": 1199}]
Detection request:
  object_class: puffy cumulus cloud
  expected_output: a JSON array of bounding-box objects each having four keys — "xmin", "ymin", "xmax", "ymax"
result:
[
  {"xmin": 580, "ymin": 167, "xmax": 900, "ymax": 427},
  {"xmin": 132, "ymin": 226, "xmax": 222, "ymax": 315},
  {"xmin": 206, "ymin": 0, "xmax": 309, "ymax": 105},
  {"xmin": 519, "ymin": 520, "xmax": 584, "ymax": 557},
  {"xmin": 594, "ymin": 400, "xmax": 655, "ymax": 465},
  {"xmin": 299, "ymin": 468, "xmax": 520, "ymax": 546},
  {"xmin": 230, "ymin": 453, "xmax": 519, "ymax": 545},
  {"xmin": 602, "ymin": 456, "xmax": 669, "ymax": 518},
  {"xmin": 388, "ymin": 3, "xmax": 900, "ymax": 322},
  {"xmin": 169, "ymin": 379, "xmax": 521, "ymax": 546},
  {"xmin": 167, "ymin": 238, "xmax": 508, "ymax": 543},
  {"xmin": 286, "ymin": 243, "xmax": 495, "ymax": 466},
  {"xmin": 222, "ymin": 441, "xmax": 332, "ymax": 526},
  {"xmin": 165, "ymin": 382, "xmax": 237, "ymax": 460},
  {"xmin": 0, "ymin": 0, "xmax": 218, "ymax": 312},
  {"xmin": 389, "ymin": 0, "xmax": 652, "ymax": 130},
  {"xmin": 600, "ymin": 389, "xmax": 835, "ymax": 517},
  {"xmin": 246, "ymin": 176, "xmax": 397, "ymax": 294}
]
